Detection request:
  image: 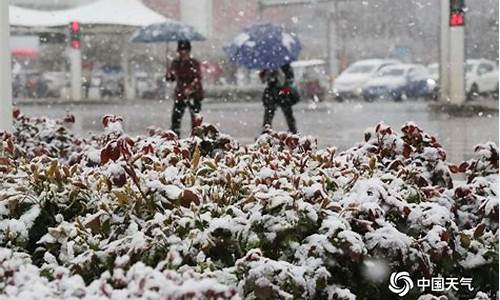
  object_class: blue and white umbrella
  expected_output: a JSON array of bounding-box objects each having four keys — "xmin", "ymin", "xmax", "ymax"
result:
[
  {"xmin": 224, "ymin": 23, "xmax": 301, "ymax": 70},
  {"xmin": 130, "ymin": 22, "xmax": 205, "ymax": 43}
]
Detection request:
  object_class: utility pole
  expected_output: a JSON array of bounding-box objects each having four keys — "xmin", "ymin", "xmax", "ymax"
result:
[
  {"xmin": 448, "ymin": 0, "xmax": 466, "ymax": 104},
  {"xmin": 257, "ymin": 1, "xmax": 264, "ymax": 20},
  {"xmin": 69, "ymin": 21, "xmax": 82, "ymax": 101},
  {"xmin": 68, "ymin": 49, "xmax": 82, "ymax": 101},
  {"xmin": 327, "ymin": 2, "xmax": 339, "ymax": 84},
  {"xmin": 440, "ymin": 0, "xmax": 466, "ymax": 104},
  {"xmin": 439, "ymin": 0, "xmax": 450, "ymax": 102},
  {"xmin": 0, "ymin": 1, "xmax": 13, "ymax": 131},
  {"xmin": 122, "ymin": 42, "xmax": 135, "ymax": 101}
]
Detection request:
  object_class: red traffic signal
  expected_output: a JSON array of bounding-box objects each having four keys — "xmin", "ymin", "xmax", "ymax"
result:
[
  {"xmin": 450, "ymin": 12, "xmax": 465, "ymax": 26},
  {"xmin": 449, "ymin": 0, "xmax": 465, "ymax": 26},
  {"xmin": 70, "ymin": 21, "xmax": 81, "ymax": 49}
]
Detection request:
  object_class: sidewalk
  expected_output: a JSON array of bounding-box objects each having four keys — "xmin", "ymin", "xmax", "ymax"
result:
[
  {"xmin": 429, "ymin": 97, "xmax": 499, "ymax": 116},
  {"xmin": 14, "ymin": 97, "xmax": 124, "ymax": 106},
  {"xmin": 205, "ymin": 84, "xmax": 262, "ymax": 99},
  {"xmin": 14, "ymin": 84, "xmax": 265, "ymax": 106}
]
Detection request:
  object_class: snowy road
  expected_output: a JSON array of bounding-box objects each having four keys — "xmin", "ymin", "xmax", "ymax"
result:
[{"xmin": 18, "ymin": 99, "xmax": 498, "ymax": 163}]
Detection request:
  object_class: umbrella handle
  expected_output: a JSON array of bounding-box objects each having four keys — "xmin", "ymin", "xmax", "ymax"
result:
[{"xmin": 166, "ymin": 43, "xmax": 175, "ymax": 64}]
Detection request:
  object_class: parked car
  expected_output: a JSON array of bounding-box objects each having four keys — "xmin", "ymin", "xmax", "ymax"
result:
[
  {"xmin": 135, "ymin": 72, "xmax": 154, "ymax": 99},
  {"xmin": 88, "ymin": 77, "xmax": 102, "ymax": 99},
  {"xmin": 428, "ymin": 63, "xmax": 439, "ymax": 82},
  {"xmin": 91, "ymin": 65, "xmax": 124, "ymax": 98},
  {"xmin": 42, "ymin": 71, "xmax": 68, "ymax": 98},
  {"xmin": 291, "ymin": 59, "xmax": 328, "ymax": 102},
  {"xmin": 465, "ymin": 59, "xmax": 499, "ymax": 100},
  {"xmin": 332, "ymin": 59, "xmax": 400, "ymax": 101},
  {"xmin": 12, "ymin": 70, "xmax": 49, "ymax": 99},
  {"xmin": 362, "ymin": 64, "xmax": 436, "ymax": 101}
]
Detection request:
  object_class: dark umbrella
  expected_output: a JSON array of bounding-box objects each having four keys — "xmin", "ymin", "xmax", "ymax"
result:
[
  {"xmin": 130, "ymin": 22, "xmax": 206, "ymax": 43},
  {"xmin": 224, "ymin": 23, "xmax": 301, "ymax": 70}
]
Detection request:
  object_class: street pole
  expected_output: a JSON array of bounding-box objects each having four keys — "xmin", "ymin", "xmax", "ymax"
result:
[
  {"xmin": 69, "ymin": 47, "xmax": 82, "ymax": 101},
  {"xmin": 327, "ymin": 1, "xmax": 339, "ymax": 86},
  {"xmin": 68, "ymin": 21, "xmax": 82, "ymax": 101},
  {"xmin": 448, "ymin": 26, "xmax": 465, "ymax": 104},
  {"xmin": 257, "ymin": 1, "xmax": 264, "ymax": 20},
  {"xmin": 0, "ymin": 1, "xmax": 13, "ymax": 131},
  {"xmin": 439, "ymin": 0, "xmax": 450, "ymax": 102},
  {"xmin": 122, "ymin": 42, "xmax": 135, "ymax": 101},
  {"xmin": 448, "ymin": 0, "xmax": 466, "ymax": 105}
]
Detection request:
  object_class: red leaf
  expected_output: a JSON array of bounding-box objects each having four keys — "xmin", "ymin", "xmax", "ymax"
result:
[
  {"xmin": 112, "ymin": 173, "xmax": 126, "ymax": 187},
  {"xmin": 100, "ymin": 147, "xmax": 111, "ymax": 164},
  {"xmin": 102, "ymin": 115, "xmax": 112, "ymax": 128},
  {"xmin": 403, "ymin": 144, "xmax": 412, "ymax": 158},
  {"xmin": 285, "ymin": 136, "xmax": 299, "ymax": 149},
  {"xmin": 0, "ymin": 157, "xmax": 12, "ymax": 166},
  {"xmin": 458, "ymin": 162, "xmax": 469, "ymax": 173},
  {"xmin": 449, "ymin": 164, "xmax": 460, "ymax": 173},
  {"xmin": 124, "ymin": 137, "xmax": 135, "ymax": 147},
  {"xmin": 416, "ymin": 175, "xmax": 429, "ymax": 187},
  {"xmin": 142, "ymin": 144, "xmax": 152, "ymax": 154},
  {"xmin": 454, "ymin": 187, "xmax": 470, "ymax": 198},
  {"xmin": 109, "ymin": 145, "xmax": 121, "ymax": 161},
  {"xmin": 301, "ymin": 139, "xmax": 313, "ymax": 152},
  {"xmin": 161, "ymin": 131, "xmax": 178, "ymax": 141},
  {"xmin": 13, "ymin": 108, "xmax": 21, "ymax": 120},
  {"xmin": 180, "ymin": 189, "xmax": 200, "ymax": 208},
  {"xmin": 403, "ymin": 206, "xmax": 411, "ymax": 216},
  {"xmin": 7, "ymin": 139, "xmax": 14, "ymax": 154},
  {"xmin": 119, "ymin": 141, "xmax": 131, "ymax": 159},
  {"xmin": 63, "ymin": 114, "xmax": 75, "ymax": 124},
  {"xmin": 181, "ymin": 149, "xmax": 190, "ymax": 159},
  {"xmin": 440, "ymin": 230, "xmax": 449, "ymax": 242}
]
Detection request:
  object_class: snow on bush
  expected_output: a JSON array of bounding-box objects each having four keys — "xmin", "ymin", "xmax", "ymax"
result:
[{"xmin": 0, "ymin": 111, "xmax": 498, "ymax": 299}]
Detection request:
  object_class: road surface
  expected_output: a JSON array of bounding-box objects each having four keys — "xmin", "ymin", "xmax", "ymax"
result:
[{"xmin": 18, "ymin": 99, "xmax": 499, "ymax": 163}]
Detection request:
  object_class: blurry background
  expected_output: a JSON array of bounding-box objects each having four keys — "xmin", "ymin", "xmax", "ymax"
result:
[
  {"xmin": 7, "ymin": 0, "xmax": 499, "ymax": 163},
  {"xmin": 9, "ymin": 0, "xmax": 499, "ymax": 97},
  {"xmin": 11, "ymin": 0, "xmax": 500, "ymax": 62}
]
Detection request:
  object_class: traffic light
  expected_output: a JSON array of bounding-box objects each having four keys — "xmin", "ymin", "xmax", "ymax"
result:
[
  {"xmin": 449, "ymin": 0, "xmax": 465, "ymax": 26},
  {"xmin": 70, "ymin": 21, "xmax": 81, "ymax": 49}
]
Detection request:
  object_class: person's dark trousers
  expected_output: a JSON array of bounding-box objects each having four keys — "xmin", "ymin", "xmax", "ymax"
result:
[
  {"xmin": 262, "ymin": 87, "xmax": 298, "ymax": 134},
  {"xmin": 171, "ymin": 98, "xmax": 202, "ymax": 137}
]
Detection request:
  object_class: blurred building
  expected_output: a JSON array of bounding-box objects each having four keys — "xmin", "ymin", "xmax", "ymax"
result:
[
  {"xmin": 10, "ymin": 0, "xmax": 499, "ymax": 66},
  {"xmin": 9, "ymin": 0, "xmax": 94, "ymax": 10},
  {"xmin": 142, "ymin": 0, "xmax": 498, "ymax": 67}
]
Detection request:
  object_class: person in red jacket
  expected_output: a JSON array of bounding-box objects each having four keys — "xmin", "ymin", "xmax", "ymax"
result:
[{"xmin": 166, "ymin": 40, "xmax": 204, "ymax": 136}]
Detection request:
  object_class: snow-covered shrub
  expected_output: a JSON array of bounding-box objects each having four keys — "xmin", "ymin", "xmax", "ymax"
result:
[
  {"xmin": 0, "ymin": 248, "xmax": 239, "ymax": 299},
  {"xmin": 0, "ymin": 112, "xmax": 498, "ymax": 299}
]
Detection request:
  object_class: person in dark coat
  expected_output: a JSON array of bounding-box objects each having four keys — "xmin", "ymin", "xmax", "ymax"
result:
[
  {"xmin": 260, "ymin": 63, "xmax": 298, "ymax": 134},
  {"xmin": 166, "ymin": 40, "xmax": 204, "ymax": 137}
]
